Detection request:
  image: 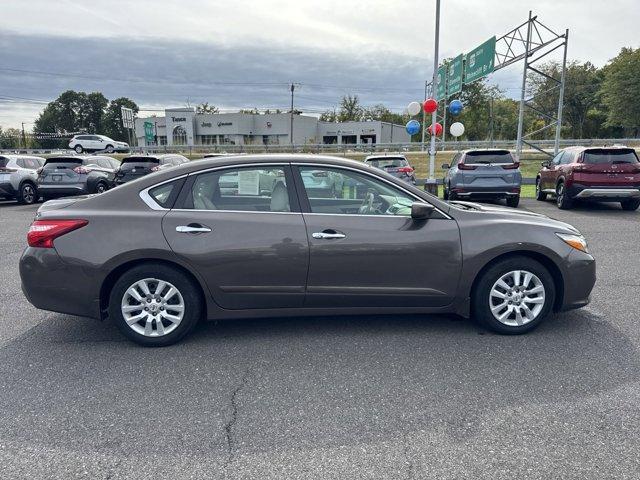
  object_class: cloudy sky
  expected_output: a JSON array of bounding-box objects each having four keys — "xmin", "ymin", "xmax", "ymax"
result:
[{"xmin": 0, "ymin": 0, "xmax": 638, "ymax": 129}]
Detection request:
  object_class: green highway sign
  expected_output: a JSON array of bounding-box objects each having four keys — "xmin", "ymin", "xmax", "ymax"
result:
[
  {"xmin": 144, "ymin": 121, "xmax": 155, "ymax": 143},
  {"xmin": 464, "ymin": 36, "xmax": 496, "ymax": 83},
  {"xmin": 436, "ymin": 64, "xmax": 447, "ymax": 101},
  {"xmin": 447, "ymin": 54, "xmax": 464, "ymax": 96}
]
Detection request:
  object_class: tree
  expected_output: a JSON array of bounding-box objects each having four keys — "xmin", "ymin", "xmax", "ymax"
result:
[
  {"xmin": 337, "ymin": 95, "xmax": 364, "ymax": 122},
  {"xmin": 196, "ymin": 102, "xmax": 219, "ymax": 114},
  {"xmin": 319, "ymin": 109, "xmax": 338, "ymax": 122},
  {"xmin": 81, "ymin": 92, "xmax": 109, "ymax": 133},
  {"xmin": 600, "ymin": 47, "xmax": 640, "ymax": 136},
  {"xmin": 0, "ymin": 127, "xmax": 22, "ymax": 149},
  {"xmin": 103, "ymin": 97, "xmax": 139, "ymax": 142}
]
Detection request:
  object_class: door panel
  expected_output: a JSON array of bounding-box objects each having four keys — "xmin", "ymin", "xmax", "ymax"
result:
[
  {"xmin": 302, "ymin": 214, "xmax": 462, "ymax": 308},
  {"xmin": 163, "ymin": 211, "xmax": 308, "ymax": 309}
]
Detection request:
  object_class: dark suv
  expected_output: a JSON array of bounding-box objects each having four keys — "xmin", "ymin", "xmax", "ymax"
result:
[
  {"xmin": 114, "ymin": 154, "xmax": 189, "ymax": 185},
  {"xmin": 37, "ymin": 155, "xmax": 120, "ymax": 200},
  {"xmin": 536, "ymin": 146, "xmax": 640, "ymax": 210}
]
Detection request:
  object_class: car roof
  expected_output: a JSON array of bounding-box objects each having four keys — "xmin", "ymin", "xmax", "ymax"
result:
[
  {"xmin": 562, "ymin": 145, "xmax": 633, "ymax": 152},
  {"xmin": 459, "ymin": 149, "xmax": 512, "ymax": 154},
  {"xmin": 0, "ymin": 154, "xmax": 46, "ymax": 161}
]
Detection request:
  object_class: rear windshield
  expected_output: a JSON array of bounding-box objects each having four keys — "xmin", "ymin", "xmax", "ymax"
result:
[
  {"xmin": 121, "ymin": 157, "xmax": 160, "ymax": 165},
  {"xmin": 43, "ymin": 158, "xmax": 82, "ymax": 170},
  {"xmin": 464, "ymin": 151, "xmax": 514, "ymax": 165},
  {"xmin": 583, "ymin": 149, "xmax": 639, "ymax": 165},
  {"xmin": 367, "ymin": 158, "xmax": 408, "ymax": 168}
]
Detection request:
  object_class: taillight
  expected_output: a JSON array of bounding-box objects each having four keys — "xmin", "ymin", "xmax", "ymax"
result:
[
  {"xmin": 151, "ymin": 165, "xmax": 161, "ymax": 172},
  {"xmin": 73, "ymin": 166, "xmax": 90, "ymax": 174},
  {"xmin": 27, "ymin": 219, "xmax": 88, "ymax": 248},
  {"xmin": 458, "ymin": 163, "xmax": 477, "ymax": 170},
  {"xmin": 501, "ymin": 162, "xmax": 520, "ymax": 170},
  {"xmin": 397, "ymin": 166, "xmax": 414, "ymax": 173}
]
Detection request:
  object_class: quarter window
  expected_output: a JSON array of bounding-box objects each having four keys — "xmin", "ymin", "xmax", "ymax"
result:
[
  {"xmin": 298, "ymin": 166, "xmax": 416, "ymax": 216},
  {"xmin": 186, "ymin": 167, "xmax": 291, "ymax": 212}
]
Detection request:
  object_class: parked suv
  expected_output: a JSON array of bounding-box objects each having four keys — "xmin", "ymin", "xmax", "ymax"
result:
[
  {"xmin": 114, "ymin": 154, "xmax": 189, "ymax": 185},
  {"xmin": 536, "ymin": 146, "xmax": 640, "ymax": 210},
  {"xmin": 443, "ymin": 149, "xmax": 522, "ymax": 207},
  {"xmin": 37, "ymin": 155, "xmax": 120, "ymax": 200},
  {"xmin": 0, "ymin": 155, "xmax": 45, "ymax": 204},
  {"xmin": 69, "ymin": 135, "xmax": 129, "ymax": 154},
  {"xmin": 364, "ymin": 155, "xmax": 416, "ymax": 184}
]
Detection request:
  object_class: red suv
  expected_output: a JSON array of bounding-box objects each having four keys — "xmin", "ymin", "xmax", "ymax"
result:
[{"xmin": 536, "ymin": 146, "xmax": 640, "ymax": 210}]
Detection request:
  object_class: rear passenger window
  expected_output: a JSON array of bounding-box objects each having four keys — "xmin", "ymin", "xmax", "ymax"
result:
[
  {"xmin": 149, "ymin": 181, "xmax": 179, "ymax": 208},
  {"xmin": 186, "ymin": 167, "xmax": 291, "ymax": 212}
]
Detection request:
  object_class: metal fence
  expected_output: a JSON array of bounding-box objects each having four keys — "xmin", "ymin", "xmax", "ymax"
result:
[{"xmin": 1, "ymin": 138, "xmax": 638, "ymax": 156}]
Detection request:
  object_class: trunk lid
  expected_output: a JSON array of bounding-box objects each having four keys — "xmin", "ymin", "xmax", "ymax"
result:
[
  {"xmin": 39, "ymin": 158, "xmax": 84, "ymax": 185},
  {"xmin": 116, "ymin": 157, "xmax": 159, "ymax": 182},
  {"xmin": 460, "ymin": 150, "xmax": 518, "ymax": 187}
]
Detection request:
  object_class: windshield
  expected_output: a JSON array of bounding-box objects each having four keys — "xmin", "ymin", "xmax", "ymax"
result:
[
  {"xmin": 464, "ymin": 151, "xmax": 514, "ymax": 165},
  {"xmin": 583, "ymin": 149, "xmax": 638, "ymax": 164}
]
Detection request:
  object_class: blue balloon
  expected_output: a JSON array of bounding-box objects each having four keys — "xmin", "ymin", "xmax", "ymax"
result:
[
  {"xmin": 449, "ymin": 99, "xmax": 463, "ymax": 116},
  {"xmin": 406, "ymin": 119, "xmax": 421, "ymax": 135}
]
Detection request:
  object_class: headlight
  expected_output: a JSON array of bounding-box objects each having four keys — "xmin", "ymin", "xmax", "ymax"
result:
[{"xmin": 556, "ymin": 233, "xmax": 589, "ymax": 253}]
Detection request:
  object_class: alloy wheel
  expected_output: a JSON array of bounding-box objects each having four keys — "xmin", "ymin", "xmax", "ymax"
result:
[
  {"xmin": 121, "ymin": 278, "xmax": 185, "ymax": 337},
  {"xmin": 22, "ymin": 184, "xmax": 35, "ymax": 204},
  {"xmin": 489, "ymin": 270, "xmax": 545, "ymax": 326}
]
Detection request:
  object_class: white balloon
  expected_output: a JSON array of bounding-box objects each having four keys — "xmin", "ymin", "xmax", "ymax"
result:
[
  {"xmin": 450, "ymin": 122, "xmax": 465, "ymax": 137},
  {"xmin": 407, "ymin": 101, "xmax": 421, "ymax": 116}
]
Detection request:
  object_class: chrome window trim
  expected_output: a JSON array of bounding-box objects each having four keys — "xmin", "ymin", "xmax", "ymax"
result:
[
  {"xmin": 138, "ymin": 174, "xmax": 189, "ymax": 211},
  {"xmin": 292, "ymin": 161, "xmax": 451, "ymax": 220}
]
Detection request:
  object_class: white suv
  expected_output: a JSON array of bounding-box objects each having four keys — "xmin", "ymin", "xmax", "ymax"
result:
[{"xmin": 69, "ymin": 135, "xmax": 129, "ymax": 154}]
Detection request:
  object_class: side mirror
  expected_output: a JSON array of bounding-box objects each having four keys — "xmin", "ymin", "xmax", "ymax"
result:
[
  {"xmin": 542, "ymin": 161, "xmax": 549, "ymax": 168},
  {"xmin": 411, "ymin": 202, "xmax": 434, "ymax": 220},
  {"xmin": 441, "ymin": 163, "xmax": 450, "ymax": 170}
]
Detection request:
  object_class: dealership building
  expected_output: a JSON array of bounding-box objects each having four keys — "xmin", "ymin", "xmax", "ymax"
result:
[{"xmin": 134, "ymin": 108, "xmax": 410, "ymax": 147}]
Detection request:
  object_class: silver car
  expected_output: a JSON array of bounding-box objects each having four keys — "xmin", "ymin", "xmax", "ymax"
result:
[
  {"xmin": 0, "ymin": 155, "xmax": 45, "ymax": 204},
  {"xmin": 442, "ymin": 149, "xmax": 522, "ymax": 207}
]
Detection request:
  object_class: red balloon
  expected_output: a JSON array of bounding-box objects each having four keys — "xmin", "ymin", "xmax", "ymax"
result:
[
  {"xmin": 423, "ymin": 98, "xmax": 438, "ymax": 113},
  {"xmin": 428, "ymin": 122, "xmax": 443, "ymax": 136}
]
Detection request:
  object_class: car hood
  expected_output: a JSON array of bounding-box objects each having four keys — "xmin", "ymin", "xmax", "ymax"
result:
[{"xmin": 450, "ymin": 201, "xmax": 581, "ymax": 234}]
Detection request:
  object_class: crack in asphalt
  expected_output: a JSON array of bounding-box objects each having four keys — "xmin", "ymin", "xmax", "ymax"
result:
[{"xmin": 223, "ymin": 369, "xmax": 250, "ymax": 471}]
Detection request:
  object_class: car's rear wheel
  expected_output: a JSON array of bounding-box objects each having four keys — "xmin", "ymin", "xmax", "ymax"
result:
[
  {"xmin": 74, "ymin": 145, "xmax": 83, "ymax": 153},
  {"xmin": 443, "ymin": 182, "xmax": 449, "ymax": 200},
  {"xmin": 621, "ymin": 199, "xmax": 640, "ymax": 211},
  {"xmin": 472, "ymin": 256, "xmax": 555, "ymax": 334},
  {"xmin": 506, "ymin": 195, "xmax": 520, "ymax": 208},
  {"xmin": 535, "ymin": 177, "xmax": 547, "ymax": 201},
  {"xmin": 95, "ymin": 181, "xmax": 108, "ymax": 194},
  {"xmin": 17, "ymin": 182, "xmax": 37, "ymax": 205},
  {"xmin": 556, "ymin": 181, "xmax": 573, "ymax": 210},
  {"xmin": 108, "ymin": 263, "xmax": 203, "ymax": 346}
]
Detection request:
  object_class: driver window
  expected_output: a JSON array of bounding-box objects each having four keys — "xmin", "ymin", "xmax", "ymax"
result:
[
  {"xmin": 298, "ymin": 166, "xmax": 415, "ymax": 216},
  {"xmin": 551, "ymin": 152, "xmax": 564, "ymax": 165}
]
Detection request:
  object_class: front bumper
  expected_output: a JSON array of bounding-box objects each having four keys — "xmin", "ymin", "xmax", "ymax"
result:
[
  {"xmin": 20, "ymin": 247, "xmax": 101, "ymax": 319},
  {"xmin": 559, "ymin": 249, "xmax": 596, "ymax": 312}
]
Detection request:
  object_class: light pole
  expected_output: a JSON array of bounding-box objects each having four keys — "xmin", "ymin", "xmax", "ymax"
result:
[
  {"xmin": 290, "ymin": 83, "xmax": 295, "ymax": 147},
  {"xmin": 426, "ymin": 0, "xmax": 441, "ymax": 194}
]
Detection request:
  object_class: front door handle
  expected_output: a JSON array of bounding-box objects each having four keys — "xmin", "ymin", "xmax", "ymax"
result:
[
  {"xmin": 176, "ymin": 224, "xmax": 212, "ymax": 234},
  {"xmin": 312, "ymin": 231, "xmax": 346, "ymax": 240}
]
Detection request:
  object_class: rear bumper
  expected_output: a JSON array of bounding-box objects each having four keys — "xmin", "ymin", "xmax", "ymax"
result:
[
  {"xmin": 20, "ymin": 247, "xmax": 102, "ymax": 319},
  {"xmin": 571, "ymin": 184, "xmax": 640, "ymax": 200},
  {"xmin": 454, "ymin": 186, "xmax": 520, "ymax": 198},
  {"xmin": 38, "ymin": 184, "xmax": 89, "ymax": 197}
]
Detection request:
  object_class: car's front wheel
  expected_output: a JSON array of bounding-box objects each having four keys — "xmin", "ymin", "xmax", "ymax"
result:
[
  {"xmin": 108, "ymin": 263, "xmax": 203, "ymax": 346},
  {"xmin": 472, "ymin": 256, "xmax": 555, "ymax": 334},
  {"xmin": 74, "ymin": 145, "xmax": 83, "ymax": 153},
  {"xmin": 535, "ymin": 177, "xmax": 547, "ymax": 201},
  {"xmin": 105, "ymin": 145, "xmax": 115, "ymax": 153}
]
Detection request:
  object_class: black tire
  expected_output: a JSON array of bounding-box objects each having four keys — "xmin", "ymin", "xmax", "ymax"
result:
[
  {"xmin": 74, "ymin": 145, "xmax": 83, "ymax": 154},
  {"xmin": 105, "ymin": 145, "xmax": 115, "ymax": 153},
  {"xmin": 449, "ymin": 190, "xmax": 458, "ymax": 201},
  {"xmin": 109, "ymin": 263, "xmax": 203, "ymax": 347},
  {"xmin": 16, "ymin": 182, "xmax": 37, "ymax": 205},
  {"xmin": 472, "ymin": 256, "xmax": 555, "ymax": 335},
  {"xmin": 94, "ymin": 181, "xmax": 108, "ymax": 194},
  {"xmin": 443, "ymin": 182, "xmax": 449, "ymax": 200},
  {"xmin": 506, "ymin": 195, "xmax": 520, "ymax": 208},
  {"xmin": 535, "ymin": 177, "xmax": 547, "ymax": 201},
  {"xmin": 556, "ymin": 181, "xmax": 573, "ymax": 210},
  {"xmin": 621, "ymin": 199, "xmax": 640, "ymax": 211}
]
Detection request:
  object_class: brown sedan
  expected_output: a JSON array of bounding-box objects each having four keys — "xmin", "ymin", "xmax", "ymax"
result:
[{"xmin": 20, "ymin": 155, "xmax": 596, "ymax": 346}]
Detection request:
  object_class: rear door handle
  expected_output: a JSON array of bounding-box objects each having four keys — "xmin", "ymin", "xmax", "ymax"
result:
[
  {"xmin": 312, "ymin": 231, "xmax": 346, "ymax": 240},
  {"xmin": 176, "ymin": 224, "xmax": 212, "ymax": 233}
]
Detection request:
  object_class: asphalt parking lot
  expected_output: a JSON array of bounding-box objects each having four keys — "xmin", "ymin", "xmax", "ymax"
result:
[{"xmin": 1, "ymin": 198, "xmax": 639, "ymax": 479}]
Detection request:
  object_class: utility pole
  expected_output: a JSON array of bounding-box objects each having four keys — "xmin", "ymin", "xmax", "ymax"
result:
[
  {"xmin": 421, "ymin": 80, "xmax": 428, "ymax": 151},
  {"xmin": 515, "ymin": 11, "xmax": 533, "ymax": 162},
  {"xmin": 426, "ymin": 0, "xmax": 441, "ymax": 195},
  {"xmin": 489, "ymin": 96, "xmax": 494, "ymax": 147},
  {"xmin": 290, "ymin": 83, "xmax": 295, "ymax": 147},
  {"xmin": 21, "ymin": 122, "xmax": 26, "ymax": 149},
  {"xmin": 554, "ymin": 29, "xmax": 569, "ymax": 156}
]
